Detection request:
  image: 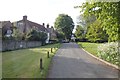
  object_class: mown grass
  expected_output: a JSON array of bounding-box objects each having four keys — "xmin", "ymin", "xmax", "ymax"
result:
[
  {"xmin": 2, "ymin": 43, "xmax": 61, "ymax": 78},
  {"xmin": 78, "ymin": 42, "xmax": 100, "ymax": 56}
]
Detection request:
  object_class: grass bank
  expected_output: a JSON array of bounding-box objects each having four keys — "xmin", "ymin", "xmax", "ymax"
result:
[
  {"xmin": 2, "ymin": 43, "xmax": 61, "ymax": 78},
  {"xmin": 78, "ymin": 42, "xmax": 100, "ymax": 56}
]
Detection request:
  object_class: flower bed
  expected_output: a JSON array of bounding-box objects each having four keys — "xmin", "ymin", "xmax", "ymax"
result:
[{"xmin": 97, "ymin": 42, "xmax": 120, "ymax": 67}]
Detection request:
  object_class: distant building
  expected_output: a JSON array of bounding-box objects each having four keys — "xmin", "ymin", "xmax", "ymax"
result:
[
  {"xmin": 71, "ymin": 34, "xmax": 76, "ymax": 42},
  {"xmin": 46, "ymin": 25, "xmax": 57, "ymax": 43},
  {"xmin": 0, "ymin": 21, "xmax": 13, "ymax": 39},
  {"xmin": 13, "ymin": 16, "xmax": 47, "ymax": 34},
  {"xmin": 1, "ymin": 16, "xmax": 58, "ymax": 43},
  {"xmin": 13, "ymin": 16, "xmax": 49, "ymax": 42}
]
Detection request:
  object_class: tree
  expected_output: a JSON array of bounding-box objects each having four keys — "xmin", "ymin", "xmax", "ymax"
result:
[
  {"xmin": 54, "ymin": 14, "xmax": 74, "ymax": 40},
  {"xmin": 75, "ymin": 25, "xmax": 85, "ymax": 40},
  {"xmin": 77, "ymin": 2, "xmax": 119, "ymax": 42},
  {"xmin": 26, "ymin": 29, "xmax": 47, "ymax": 42},
  {"xmin": 12, "ymin": 27, "xmax": 24, "ymax": 40},
  {"xmin": 56, "ymin": 32, "xmax": 65, "ymax": 41},
  {"xmin": 86, "ymin": 20, "xmax": 108, "ymax": 42}
]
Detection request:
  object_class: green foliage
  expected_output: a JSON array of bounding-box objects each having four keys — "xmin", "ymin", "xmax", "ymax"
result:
[
  {"xmin": 26, "ymin": 29, "xmax": 47, "ymax": 42},
  {"xmin": 75, "ymin": 25, "xmax": 85, "ymax": 40},
  {"xmin": 86, "ymin": 20, "xmax": 108, "ymax": 42},
  {"xmin": 79, "ymin": 2, "xmax": 119, "ymax": 42},
  {"xmin": 12, "ymin": 28, "xmax": 24, "ymax": 40},
  {"xmin": 56, "ymin": 32, "xmax": 65, "ymax": 41},
  {"xmin": 54, "ymin": 14, "xmax": 74, "ymax": 40}
]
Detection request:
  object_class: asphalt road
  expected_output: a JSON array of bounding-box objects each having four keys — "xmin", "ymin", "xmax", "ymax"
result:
[{"xmin": 47, "ymin": 42, "xmax": 119, "ymax": 78}]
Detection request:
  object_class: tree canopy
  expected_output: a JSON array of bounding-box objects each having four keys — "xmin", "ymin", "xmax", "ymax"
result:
[
  {"xmin": 54, "ymin": 14, "xmax": 74, "ymax": 40},
  {"xmin": 75, "ymin": 25, "xmax": 85, "ymax": 40},
  {"xmin": 76, "ymin": 1, "xmax": 119, "ymax": 42}
]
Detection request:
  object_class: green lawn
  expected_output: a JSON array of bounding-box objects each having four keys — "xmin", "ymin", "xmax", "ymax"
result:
[
  {"xmin": 78, "ymin": 42, "xmax": 100, "ymax": 56},
  {"xmin": 2, "ymin": 43, "xmax": 61, "ymax": 78}
]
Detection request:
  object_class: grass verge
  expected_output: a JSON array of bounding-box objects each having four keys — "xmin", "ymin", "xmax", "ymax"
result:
[
  {"xmin": 78, "ymin": 42, "xmax": 100, "ymax": 56},
  {"xmin": 78, "ymin": 42, "xmax": 120, "ymax": 67},
  {"xmin": 2, "ymin": 43, "xmax": 61, "ymax": 78}
]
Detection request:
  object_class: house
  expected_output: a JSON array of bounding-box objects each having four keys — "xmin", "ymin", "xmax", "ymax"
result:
[
  {"xmin": 13, "ymin": 16, "xmax": 48, "ymax": 41},
  {"xmin": 1, "ymin": 16, "xmax": 57, "ymax": 43},
  {"xmin": 13, "ymin": 16, "xmax": 47, "ymax": 34},
  {"xmin": 46, "ymin": 25, "xmax": 57, "ymax": 43},
  {"xmin": 0, "ymin": 21, "xmax": 13, "ymax": 39}
]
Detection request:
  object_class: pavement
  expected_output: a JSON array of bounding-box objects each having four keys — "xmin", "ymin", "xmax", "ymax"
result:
[{"xmin": 47, "ymin": 42, "xmax": 119, "ymax": 78}]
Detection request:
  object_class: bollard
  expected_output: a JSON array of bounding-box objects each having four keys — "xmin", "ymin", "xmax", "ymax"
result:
[
  {"xmin": 51, "ymin": 48, "xmax": 53, "ymax": 53},
  {"xmin": 40, "ymin": 58, "xmax": 43, "ymax": 70},
  {"xmin": 47, "ymin": 51, "xmax": 49, "ymax": 58}
]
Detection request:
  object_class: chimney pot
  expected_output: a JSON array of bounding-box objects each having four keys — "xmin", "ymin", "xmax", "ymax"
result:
[
  {"xmin": 23, "ymin": 15, "xmax": 27, "ymax": 21},
  {"xmin": 42, "ymin": 23, "xmax": 45, "ymax": 26},
  {"xmin": 47, "ymin": 24, "xmax": 49, "ymax": 28}
]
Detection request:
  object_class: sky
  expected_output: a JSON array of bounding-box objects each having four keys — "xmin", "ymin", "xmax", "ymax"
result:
[{"xmin": 0, "ymin": 0, "xmax": 85, "ymax": 27}]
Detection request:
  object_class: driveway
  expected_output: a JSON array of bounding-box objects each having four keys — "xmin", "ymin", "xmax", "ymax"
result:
[{"xmin": 47, "ymin": 42, "xmax": 119, "ymax": 78}]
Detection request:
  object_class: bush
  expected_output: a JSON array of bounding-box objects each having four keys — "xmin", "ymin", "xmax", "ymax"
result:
[
  {"xmin": 26, "ymin": 29, "xmax": 47, "ymax": 42},
  {"xmin": 97, "ymin": 42, "xmax": 120, "ymax": 66}
]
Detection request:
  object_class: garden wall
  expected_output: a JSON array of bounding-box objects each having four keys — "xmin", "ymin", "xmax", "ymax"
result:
[{"xmin": 2, "ymin": 40, "xmax": 42, "ymax": 51}]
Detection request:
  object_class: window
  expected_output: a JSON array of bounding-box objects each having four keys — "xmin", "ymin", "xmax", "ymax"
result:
[{"xmin": 18, "ymin": 22, "xmax": 23, "ymax": 27}]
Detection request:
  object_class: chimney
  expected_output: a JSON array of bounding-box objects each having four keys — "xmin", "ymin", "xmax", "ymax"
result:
[
  {"xmin": 51, "ymin": 26, "xmax": 53, "ymax": 28},
  {"xmin": 23, "ymin": 15, "xmax": 27, "ymax": 21},
  {"xmin": 47, "ymin": 24, "xmax": 49, "ymax": 28},
  {"xmin": 42, "ymin": 23, "xmax": 45, "ymax": 26}
]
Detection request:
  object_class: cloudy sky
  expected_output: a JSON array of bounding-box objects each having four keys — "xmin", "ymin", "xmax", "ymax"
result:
[{"xmin": 0, "ymin": 0, "xmax": 85, "ymax": 27}]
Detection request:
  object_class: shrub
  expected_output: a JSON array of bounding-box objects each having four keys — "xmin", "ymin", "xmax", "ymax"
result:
[
  {"xmin": 26, "ymin": 29, "xmax": 47, "ymax": 42},
  {"xmin": 97, "ymin": 42, "xmax": 120, "ymax": 66}
]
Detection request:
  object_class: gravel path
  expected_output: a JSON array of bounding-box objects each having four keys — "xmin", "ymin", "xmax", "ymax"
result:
[{"xmin": 47, "ymin": 42, "xmax": 119, "ymax": 78}]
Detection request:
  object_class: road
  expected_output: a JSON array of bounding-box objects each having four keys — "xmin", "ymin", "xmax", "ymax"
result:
[{"xmin": 47, "ymin": 42, "xmax": 119, "ymax": 78}]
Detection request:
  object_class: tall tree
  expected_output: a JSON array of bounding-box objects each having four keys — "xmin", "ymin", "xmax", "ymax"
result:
[
  {"xmin": 86, "ymin": 20, "xmax": 108, "ymax": 42},
  {"xmin": 77, "ymin": 2, "xmax": 119, "ymax": 42},
  {"xmin": 54, "ymin": 14, "xmax": 74, "ymax": 40},
  {"xmin": 75, "ymin": 25, "xmax": 85, "ymax": 40}
]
